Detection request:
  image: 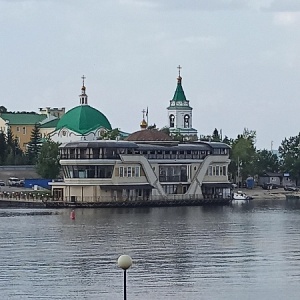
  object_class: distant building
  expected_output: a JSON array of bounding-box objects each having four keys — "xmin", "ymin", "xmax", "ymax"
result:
[
  {"xmin": 39, "ymin": 116, "xmax": 60, "ymax": 138},
  {"xmin": 50, "ymin": 77, "xmax": 112, "ymax": 143},
  {"xmin": 0, "ymin": 112, "xmax": 47, "ymax": 151},
  {"xmin": 167, "ymin": 66, "xmax": 198, "ymax": 140},
  {"xmin": 39, "ymin": 107, "xmax": 65, "ymax": 118}
]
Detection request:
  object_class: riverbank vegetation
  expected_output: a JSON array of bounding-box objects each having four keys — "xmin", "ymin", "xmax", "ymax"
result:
[{"xmin": 1, "ymin": 124, "xmax": 300, "ymax": 184}]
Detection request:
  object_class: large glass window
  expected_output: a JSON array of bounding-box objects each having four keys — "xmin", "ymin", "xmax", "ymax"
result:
[
  {"xmin": 64, "ymin": 165, "xmax": 114, "ymax": 178},
  {"xmin": 223, "ymin": 166, "xmax": 227, "ymax": 176},
  {"xmin": 118, "ymin": 166, "xmax": 140, "ymax": 178},
  {"xmin": 159, "ymin": 165, "xmax": 188, "ymax": 182},
  {"xmin": 135, "ymin": 166, "xmax": 140, "ymax": 177},
  {"xmin": 216, "ymin": 166, "xmax": 220, "ymax": 176}
]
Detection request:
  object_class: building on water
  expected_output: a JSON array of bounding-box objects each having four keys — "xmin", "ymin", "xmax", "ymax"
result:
[
  {"xmin": 50, "ymin": 139, "xmax": 231, "ymax": 204},
  {"xmin": 50, "ymin": 70, "xmax": 231, "ymax": 205}
]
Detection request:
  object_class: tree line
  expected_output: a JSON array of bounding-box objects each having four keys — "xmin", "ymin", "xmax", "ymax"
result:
[
  {"xmin": 2, "ymin": 123, "xmax": 300, "ymax": 184},
  {"xmin": 0, "ymin": 124, "xmax": 60, "ymax": 178}
]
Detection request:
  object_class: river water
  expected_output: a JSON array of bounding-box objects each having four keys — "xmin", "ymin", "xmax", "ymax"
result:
[{"xmin": 0, "ymin": 200, "xmax": 300, "ymax": 300}]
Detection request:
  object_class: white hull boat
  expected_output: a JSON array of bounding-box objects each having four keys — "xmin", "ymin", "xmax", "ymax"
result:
[{"xmin": 232, "ymin": 191, "xmax": 253, "ymax": 203}]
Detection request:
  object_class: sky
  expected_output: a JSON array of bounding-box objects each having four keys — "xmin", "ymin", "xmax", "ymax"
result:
[{"xmin": 1, "ymin": 0, "xmax": 300, "ymax": 150}]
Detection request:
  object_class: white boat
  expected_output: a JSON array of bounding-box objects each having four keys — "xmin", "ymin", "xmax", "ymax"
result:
[{"xmin": 232, "ymin": 191, "xmax": 253, "ymax": 203}]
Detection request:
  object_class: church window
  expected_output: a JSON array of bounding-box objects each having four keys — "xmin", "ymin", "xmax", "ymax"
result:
[
  {"xmin": 170, "ymin": 114, "xmax": 175, "ymax": 128},
  {"xmin": 184, "ymin": 115, "xmax": 190, "ymax": 128}
]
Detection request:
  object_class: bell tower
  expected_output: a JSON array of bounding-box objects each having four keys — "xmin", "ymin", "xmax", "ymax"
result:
[
  {"xmin": 79, "ymin": 75, "xmax": 88, "ymax": 105},
  {"xmin": 167, "ymin": 66, "xmax": 198, "ymax": 139}
]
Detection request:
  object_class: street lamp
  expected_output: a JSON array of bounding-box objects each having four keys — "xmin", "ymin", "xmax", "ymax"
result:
[{"xmin": 117, "ymin": 255, "xmax": 132, "ymax": 300}]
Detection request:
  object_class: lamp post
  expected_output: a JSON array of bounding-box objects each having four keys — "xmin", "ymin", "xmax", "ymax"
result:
[{"xmin": 117, "ymin": 255, "xmax": 132, "ymax": 300}]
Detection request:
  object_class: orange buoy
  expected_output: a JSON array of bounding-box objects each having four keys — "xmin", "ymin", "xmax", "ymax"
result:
[{"xmin": 70, "ymin": 210, "xmax": 75, "ymax": 220}]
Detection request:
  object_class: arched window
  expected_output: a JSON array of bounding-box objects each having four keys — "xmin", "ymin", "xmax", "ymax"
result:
[
  {"xmin": 184, "ymin": 115, "xmax": 190, "ymax": 128},
  {"xmin": 169, "ymin": 114, "xmax": 175, "ymax": 128}
]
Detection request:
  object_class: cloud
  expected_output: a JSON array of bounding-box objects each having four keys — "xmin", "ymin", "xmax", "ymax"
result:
[
  {"xmin": 263, "ymin": 0, "xmax": 300, "ymax": 12},
  {"xmin": 179, "ymin": 36, "xmax": 225, "ymax": 49},
  {"xmin": 118, "ymin": 0, "xmax": 159, "ymax": 9},
  {"xmin": 273, "ymin": 12, "xmax": 300, "ymax": 25},
  {"xmin": 119, "ymin": 0, "xmax": 300, "ymax": 12},
  {"xmin": 119, "ymin": 0, "xmax": 251, "ymax": 11}
]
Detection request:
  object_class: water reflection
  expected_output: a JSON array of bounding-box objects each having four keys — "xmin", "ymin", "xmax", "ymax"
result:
[{"xmin": 0, "ymin": 201, "xmax": 300, "ymax": 299}]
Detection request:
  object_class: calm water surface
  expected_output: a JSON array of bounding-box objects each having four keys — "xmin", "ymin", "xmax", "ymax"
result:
[{"xmin": 0, "ymin": 200, "xmax": 300, "ymax": 299}]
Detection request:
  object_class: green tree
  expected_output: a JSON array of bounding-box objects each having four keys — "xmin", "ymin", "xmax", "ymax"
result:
[
  {"xmin": 279, "ymin": 133, "xmax": 300, "ymax": 184},
  {"xmin": 254, "ymin": 149, "xmax": 280, "ymax": 175},
  {"xmin": 27, "ymin": 123, "xmax": 42, "ymax": 164},
  {"xmin": 159, "ymin": 127, "xmax": 170, "ymax": 136},
  {"xmin": 98, "ymin": 128, "xmax": 120, "ymax": 140},
  {"xmin": 212, "ymin": 128, "xmax": 221, "ymax": 142},
  {"xmin": 36, "ymin": 139, "xmax": 60, "ymax": 178},
  {"xmin": 229, "ymin": 128, "xmax": 257, "ymax": 183},
  {"xmin": 0, "ymin": 131, "xmax": 6, "ymax": 165},
  {"xmin": 0, "ymin": 106, "xmax": 7, "ymax": 113},
  {"xmin": 172, "ymin": 131, "xmax": 184, "ymax": 142},
  {"xmin": 222, "ymin": 135, "xmax": 232, "ymax": 145}
]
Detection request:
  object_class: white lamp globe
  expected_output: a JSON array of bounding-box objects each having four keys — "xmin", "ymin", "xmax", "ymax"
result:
[{"xmin": 118, "ymin": 255, "xmax": 133, "ymax": 270}]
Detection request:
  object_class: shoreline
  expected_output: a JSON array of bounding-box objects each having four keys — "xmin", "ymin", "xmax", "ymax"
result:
[
  {"xmin": 237, "ymin": 187, "xmax": 298, "ymax": 201},
  {"xmin": 0, "ymin": 187, "xmax": 297, "ymax": 208}
]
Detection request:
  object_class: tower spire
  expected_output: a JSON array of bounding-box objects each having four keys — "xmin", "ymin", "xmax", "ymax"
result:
[
  {"xmin": 177, "ymin": 65, "xmax": 182, "ymax": 83},
  {"xmin": 82, "ymin": 75, "xmax": 86, "ymax": 87},
  {"xmin": 140, "ymin": 108, "xmax": 147, "ymax": 130},
  {"xmin": 79, "ymin": 75, "xmax": 88, "ymax": 105}
]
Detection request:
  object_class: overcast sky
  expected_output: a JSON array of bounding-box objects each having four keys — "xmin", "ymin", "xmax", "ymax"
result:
[{"xmin": 1, "ymin": 0, "xmax": 300, "ymax": 149}]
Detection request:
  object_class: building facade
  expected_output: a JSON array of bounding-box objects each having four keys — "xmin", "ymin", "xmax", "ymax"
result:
[
  {"xmin": 0, "ymin": 112, "xmax": 47, "ymax": 151},
  {"xmin": 51, "ymin": 140, "xmax": 231, "ymax": 203},
  {"xmin": 167, "ymin": 67, "xmax": 198, "ymax": 139}
]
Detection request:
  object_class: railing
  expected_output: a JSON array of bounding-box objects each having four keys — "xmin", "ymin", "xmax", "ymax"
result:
[
  {"xmin": 50, "ymin": 193, "xmax": 230, "ymax": 203},
  {"xmin": 0, "ymin": 191, "xmax": 50, "ymax": 202},
  {"xmin": 159, "ymin": 175, "xmax": 188, "ymax": 182}
]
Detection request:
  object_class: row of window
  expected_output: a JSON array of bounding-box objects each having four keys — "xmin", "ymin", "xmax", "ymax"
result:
[
  {"xmin": 163, "ymin": 184, "xmax": 190, "ymax": 194},
  {"xmin": 119, "ymin": 166, "xmax": 141, "ymax": 178},
  {"xmin": 207, "ymin": 165, "xmax": 227, "ymax": 176},
  {"xmin": 62, "ymin": 165, "xmax": 114, "ymax": 178},
  {"xmin": 16, "ymin": 126, "xmax": 26, "ymax": 134},
  {"xmin": 159, "ymin": 165, "xmax": 188, "ymax": 182},
  {"xmin": 0, "ymin": 127, "xmax": 26, "ymax": 135},
  {"xmin": 169, "ymin": 114, "xmax": 190, "ymax": 128},
  {"xmin": 59, "ymin": 148, "xmax": 229, "ymax": 160}
]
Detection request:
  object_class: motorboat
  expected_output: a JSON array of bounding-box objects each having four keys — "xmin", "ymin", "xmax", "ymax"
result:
[{"xmin": 232, "ymin": 191, "xmax": 253, "ymax": 203}]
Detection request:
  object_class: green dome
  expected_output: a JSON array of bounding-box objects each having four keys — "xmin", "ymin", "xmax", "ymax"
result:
[{"xmin": 56, "ymin": 105, "xmax": 112, "ymax": 134}]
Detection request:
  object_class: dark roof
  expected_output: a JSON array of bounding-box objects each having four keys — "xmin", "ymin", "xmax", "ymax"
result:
[
  {"xmin": 136, "ymin": 143, "xmax": 211, "ymax": 151},
  {"xmin": 126, "ymin": 129, "xmax": 173, "ymax": 142},
  {"xmin": 197, "ymin": 141, "xmax": 231, "ymax": 149},
  {"xmin": 60, "ymin": 140, "xmax": 137, "ymax": 149},
  {"xmin": 59, "ymin": 140, "xmax": 230, "ymax": 152}
]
